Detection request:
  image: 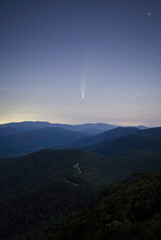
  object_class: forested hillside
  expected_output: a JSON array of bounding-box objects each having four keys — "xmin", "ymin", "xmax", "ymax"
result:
[
  {"xmin": 94, "ymin": 127, "xmax": 161, "ymax": 156},
  {"xmin": 52, "ymin": 171, "xmax": 161, "ymax": 240},
  {"xmin": 0, "ymin": 149, "xmax": 113, "ymax": 240},
  {"xmin": 0, "ymin": 146, "xmax": 161, "ymax": 239},
  {"xmin": 18, "ymin": 172, "xmax": 161, "ymax": 240},
  {"xmin": 59, "ymin": 127, "xmax": 139, "ymax": 150}
]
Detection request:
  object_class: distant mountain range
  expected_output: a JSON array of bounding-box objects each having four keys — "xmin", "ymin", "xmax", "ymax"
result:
[
  {"xmin": 0, "ymin": 121, "xmax": 153, "ymax": 158},
  {"xmin": 0, "ymin": 121, "xmax": 148, "ymax": 136},
  {"xmin": 52, "ymin": 122, "xmax": 118, "ymax": 134},
  {"xmin": 0, "ymin": 121, "xmax": 118, "ymax": 135}
]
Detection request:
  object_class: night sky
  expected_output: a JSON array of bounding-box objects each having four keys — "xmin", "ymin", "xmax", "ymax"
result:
[{"xmin": 0, "ymin": 0, "xmax": 161, "ymax": 126}]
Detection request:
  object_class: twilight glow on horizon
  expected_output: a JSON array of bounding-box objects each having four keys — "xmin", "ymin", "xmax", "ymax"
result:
[{"xmin": 0, "ymin": 0, "xmax": 161, "ymax": 126}]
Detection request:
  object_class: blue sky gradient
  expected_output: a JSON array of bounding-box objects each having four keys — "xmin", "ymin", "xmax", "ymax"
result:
[{"xmin": 0, "ymin": 0, "xmax": 161, "ymax": 126}]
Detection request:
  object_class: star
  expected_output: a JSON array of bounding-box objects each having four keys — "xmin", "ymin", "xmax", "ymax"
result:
[{"xmin": 148, "ymin": 12, "xmax": 151, "ymax": 16}]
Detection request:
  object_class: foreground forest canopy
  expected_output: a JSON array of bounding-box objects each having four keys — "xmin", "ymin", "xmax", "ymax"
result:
[
  {"xmin": 11, "ymin": 172, "xmax": 161, "ymax": 240},
  {"xmin": 49, "ymin": 172, "xmax": 161, "ymax": 240}
]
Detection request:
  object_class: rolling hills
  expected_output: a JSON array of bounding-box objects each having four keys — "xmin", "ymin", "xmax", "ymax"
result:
[
  {"xmin": 0, "ymin": 125, "xmax": 160, "ymax": 240},
  {"xmin": 0, "ymin": 127, "xmax": 22, "ymax": 137},
  {"xmin": 59, "ymin": 127, "xmax": 140, "ymax": 150},
  {"xmin": 0, "ymin": 149, "xmax": 112, "ymax": 195},
  {"xmin": 0, "ymin": 127, "xmax": 91, "ymax": 157},
  {"xmin": 94, "ymin": 127, "xmax": 161, "ymax": 156}
]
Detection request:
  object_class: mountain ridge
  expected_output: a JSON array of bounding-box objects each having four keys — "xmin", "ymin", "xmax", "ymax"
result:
[
  {"xmin": 58, "ymin": 127, "xmax": 140, "ymax": 150},
  {"xmin": 0, "ymin": 121, "xmax": 117, "ymax": 134},
  {"xmin": 94, "ymin": 127, "xmax": 161, "ymax": 156}
]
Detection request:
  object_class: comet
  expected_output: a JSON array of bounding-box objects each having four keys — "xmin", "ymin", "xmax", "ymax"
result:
[
  {"xmin": 81, "ymin": 86, "xmax": 85, "ymax": 99},
  {"xmin": 81, "ymin": 80, "xmax": 86, "ymax": 100}
]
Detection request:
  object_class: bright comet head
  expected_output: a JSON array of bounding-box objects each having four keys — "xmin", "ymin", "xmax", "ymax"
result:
[
  {"xmin": 81, "ymin": 80, "xmax": 86, "ymax": 100},
  {"xmin": 81, "ymin": 87, "xmax": 85, "ymax": 99}
]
